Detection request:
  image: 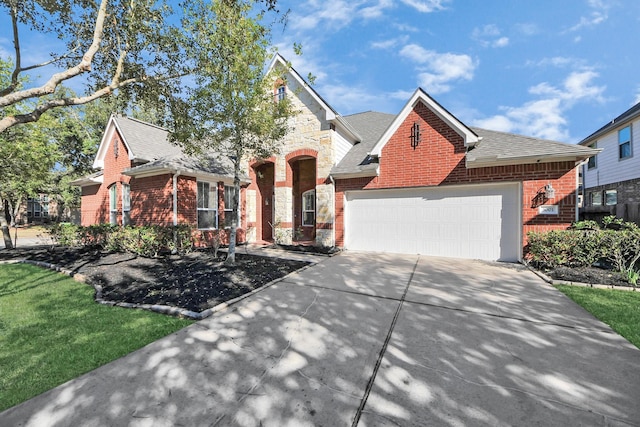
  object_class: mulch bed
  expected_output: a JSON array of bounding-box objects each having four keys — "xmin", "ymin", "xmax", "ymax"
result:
[
  {"xmin": 537, "ymin": 265, "xmax": 632, "ymax": 287},
  {"xmin": 0, "ymin": 247, "xmax": 310, "ymax": 313}
]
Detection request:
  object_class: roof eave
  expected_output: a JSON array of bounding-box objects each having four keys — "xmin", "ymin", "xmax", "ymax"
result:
[
  {"xmin": 465, "ymin": 152, "xmax": 600, "ymax": 169},
  {"xmin": 330, "ymin": 168, "xmax": 379, "ymax": 180},
  {"xmin": 69, "ymin": 175, "xmax": 104, "ymax": 187},
  {"xmin": 123, "ymin": 165, "xmax": 250, "ymax": 185}
]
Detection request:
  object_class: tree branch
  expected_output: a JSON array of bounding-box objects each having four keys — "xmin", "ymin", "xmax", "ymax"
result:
[
  {"xmin": 0, "ymin": 2, "xmax": 22, "ymax": 98},
  {"xmin": 0, "ymin": 0, "xmax": 109, "ymax": 108},
  {"xmin": 0, "ymin": 71, "xmax": 189, "ymax": 132}
]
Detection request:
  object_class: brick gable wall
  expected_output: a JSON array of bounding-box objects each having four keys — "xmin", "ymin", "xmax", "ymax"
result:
[{"xmin": 81, "ymin": 131, "xmax": 133, "ymax": 225}]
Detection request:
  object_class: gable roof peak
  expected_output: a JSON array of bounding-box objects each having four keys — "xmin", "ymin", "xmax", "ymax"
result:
[{"xmin": 370, "ymin": 88, "xmax": 479, "ymax": 157}]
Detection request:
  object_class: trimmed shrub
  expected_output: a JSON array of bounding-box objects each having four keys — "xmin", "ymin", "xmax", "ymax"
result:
[
  {"xmin": 527, "ymin": 230, "xmax": 602, "ymax": 268},
  {"xmin": 528, "ymin": 216, "xmax": 640, "ymax": 279},
  {"xmin": 48, "ymin": 223, "xmax": 81, "ymax": 246},
  {"xmin": 49, "ymin": 224, "xmax": 196, "ymax": 257}
]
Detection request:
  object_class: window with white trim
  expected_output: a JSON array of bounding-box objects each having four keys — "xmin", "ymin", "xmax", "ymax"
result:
[
  {"xmin": 223, "ymin": 185, "xmax": 237, "ymax": 228},
  {"xmin": 276, "ymin": 85, "xmax": 286, "ymax": 101},
  {"xmin": 302, "ymin": 189, "xmax": 315, "ymax": 226},
  {"xmin": 122, "ymin": 184, "xmax": 131, "ymax": 226},
  {"xmin": 619, "ymin": 125, "xmax": 632, "ymax": 159},
  {"xmin": 27, "ymin": 195, "xmax": 49, "ymax": 218},
  {"xmin": 605, "ymin": 189, "xmax": 617, "ymax": 206},
  {"xmin": 197, "ymin": 181, "xmax": 217, "ymax": 229},
  {"xmin": 590, "ymin": 190, "xmax": 602, "ymax": 207},
  {"xmin": 587, "ymin": 143, "xmax": 597, "ymax": 169},
  {"xmin": 109, "ymin": 185, "xmax": 117, "ymax": 225}
]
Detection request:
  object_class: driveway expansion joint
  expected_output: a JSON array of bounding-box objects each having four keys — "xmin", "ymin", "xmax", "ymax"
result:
[{"xmin": 351, "ymin": 256, "xmax": 420, "ymax": 427}]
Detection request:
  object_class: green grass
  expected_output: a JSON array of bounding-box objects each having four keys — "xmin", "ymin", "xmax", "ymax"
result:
[
  {"xmin": 0, "ymin": 263, "xmax": 193, "ymax": 412},
  {"xmin": 556, "ymin": 285, "xmax": 640, "ymax": 348}
]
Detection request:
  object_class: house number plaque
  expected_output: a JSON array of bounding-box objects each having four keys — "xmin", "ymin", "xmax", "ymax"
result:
[{"xmin": 538, "ymin": 205, "xmax": 559, "ymax": 215}]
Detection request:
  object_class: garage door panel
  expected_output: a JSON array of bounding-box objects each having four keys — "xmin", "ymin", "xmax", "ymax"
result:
[{"xmin": 345, "ymin": 184, "xmax": 520, "ymax": 261}]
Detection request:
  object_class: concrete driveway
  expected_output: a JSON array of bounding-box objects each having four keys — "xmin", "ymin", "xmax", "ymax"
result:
[{"xmin": 2, "ymin": 252, "xmax": 639, "ymax": 426}]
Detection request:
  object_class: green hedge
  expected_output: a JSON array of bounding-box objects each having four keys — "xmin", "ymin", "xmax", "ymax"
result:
[
  {"xmin": 527, "ymin": 216, "xmax": 640, "ymax": 278},
  {"xmin": 49, "ymin": 224, "xmax": 196, "ymax": 257}
]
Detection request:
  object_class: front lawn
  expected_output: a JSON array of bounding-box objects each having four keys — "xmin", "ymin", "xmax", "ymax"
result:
[
  {"xmin": 0, "ymin": 263, "xmax": 193, "ymax": 412},
  {"xmin": 555, "ymin": 285, "xmax": 640, "ymax": 349}
]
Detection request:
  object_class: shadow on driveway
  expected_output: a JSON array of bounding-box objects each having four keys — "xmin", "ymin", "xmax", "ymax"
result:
[{"xmin": 2, "ymin": 252, "xmax": 639, "ymax": 426}]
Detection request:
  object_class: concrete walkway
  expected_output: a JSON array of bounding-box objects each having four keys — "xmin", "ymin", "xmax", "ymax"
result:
[{"xmin": 2, "ymin": 252, "xmax": 639, "ymax": 426}]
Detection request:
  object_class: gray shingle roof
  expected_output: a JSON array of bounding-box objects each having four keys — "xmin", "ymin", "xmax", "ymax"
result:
[
  {"xmin": 113, "ymin": 116, "xmax": 183, "ymax": 162},
  {"xmin": 123, "ymin": 152, "xmax": 248, "ymax": 182},
  {"xmin": 467, "ymin": 127, "xmax": 599, "ymax": 167},
  {"xmin": 579, "ymin": 102, "xmax": 640, "ymax": 145},
  {"xmin": 330, "ymin": 111, "xmax": 396, "ymax": 177},
  {"xmin": 76, "ymin": 115, "xmax": 238, "ymax": 184}
]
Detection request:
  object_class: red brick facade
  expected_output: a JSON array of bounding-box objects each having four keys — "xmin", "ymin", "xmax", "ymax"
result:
[
  {"xmin": 79, "ymin": 126, "xmax": 245, "ymax": 244},
  {"xmin": 81, "ymin": 131, "xmax": 133, "ymax": 226},
  {"xmin": 334, "ymin": 102, "xmax": 578, "ymax": 254}
]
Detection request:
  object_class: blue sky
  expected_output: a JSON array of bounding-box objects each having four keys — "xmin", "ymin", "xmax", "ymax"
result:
[
  {"xmin": 271, "ymin": 0, "xmax": 639, "ymax": 143},
  {"xmin": 1, "ymin": 0, "xmax": 638, "ymax": 143}
]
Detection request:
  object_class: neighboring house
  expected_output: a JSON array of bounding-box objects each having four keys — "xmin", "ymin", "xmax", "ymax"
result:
[
  {"xmin": 579, "ymin": 102, "xmax": 640, "ymax": 223},
  {"xmin": 10, "ymin": 194, "xmax": 75, "ymax": 225},
  {"xmin": 74, "ymin": 54, "xmax": 598, "ymax": 261}
]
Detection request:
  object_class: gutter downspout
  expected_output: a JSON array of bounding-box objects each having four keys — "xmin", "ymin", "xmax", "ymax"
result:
[
  {"xmin": 173, "ymin": 171, "xmax": 181, "ymax": 226},
  {"xmin": 575, "ymin": 161, "xmax": 585, "ymax": 223},
  {"xmin": 329, "ymin": 174, "xmax": 336, "ymax": 248}
]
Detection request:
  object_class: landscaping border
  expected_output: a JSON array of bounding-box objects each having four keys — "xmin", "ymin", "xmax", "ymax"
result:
[
  {"xmin": 522, "ymin": 261, "xmax": 638, "ymax": 292},
  {"xmin": 1, "ymin": 258, "xmax": 317, "ymax": 320}
]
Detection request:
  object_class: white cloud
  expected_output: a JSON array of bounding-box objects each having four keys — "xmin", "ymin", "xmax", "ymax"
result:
[
  {"xmin": 371, "ymin": 36, "xmax": 410, "ymax": 50},
  {"xmin": 473, "ymin": 70, "xmax": 606, "ymax": 141},
  {"xmin": 273, "ymin": 39, "xmax": 329, "ymax": 83},
  {"xmin": 493, "ymin": 37, "xmax": 509, "ymax": 48},
  {"xmin": 565, "ymin": 0, "xmax": 610, "ymax": 33},
  {"xmin": 400, "ymin": 44, "xmax": 476, "ymax": 94},
  {"xmin": 317, "ymin": 83, "xmax": 398, "ymax": 114},
  {"xmin": 361, "ymin": 0, "xmax": 394, "ymax": 19},
  {"xmin": 400, "ymin": 0, "xmax": 450, "ymax": 13},
  {"xmin": 515, "ymin": 22, "xmax": 539, "ymax": 36},
  {"xmin": 472, "ymin": 24, "xmax": 509, "ymax": 48},
  {"xmin": 392, "ymin": 22, "xmax": 420, "ymax": 32},
  {"xmin": 289, "ymin": 0, "xmax": 360, "ymax": 31},
  {"xmin": 634, "ymin": 87, "xmax": 640, "ymax": 106},
  {"xmin": 290, "ymin": 0, "xmax": 446, "ymax": 31},
  {"xmin": 527, "ymin": 56, "xmax": 582, "ymax": 68}
]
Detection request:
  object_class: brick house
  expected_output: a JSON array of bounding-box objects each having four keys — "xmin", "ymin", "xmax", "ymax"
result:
[
  {"xmin": 579, "ymin": 102, "xmax": 640, "ymax": 223},
  {"xmin": 71, "ymin": 114, "xmax": 248, "ymax": 243},
  {"xmin": 75, "ymin": 54, "xmax": 598, "ymax": 261}
]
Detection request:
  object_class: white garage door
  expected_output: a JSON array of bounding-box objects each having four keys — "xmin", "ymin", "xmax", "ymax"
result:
[{"xmin": 345, "ymin": 183, "xmax": 521, "ymax": 261}]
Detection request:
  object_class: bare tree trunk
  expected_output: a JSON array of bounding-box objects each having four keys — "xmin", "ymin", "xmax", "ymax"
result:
[
  {"xmin": 224, "ymin": 159, "xmax": 242, "ymax": 266},
  {"xmin": 0, "ymin": 198, "xmax": 13, "ymax": 249}
]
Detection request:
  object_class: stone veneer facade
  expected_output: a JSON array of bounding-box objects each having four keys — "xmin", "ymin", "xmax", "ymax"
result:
[{"xmin": 246, "ymin": 75, "xmax": 339, "ymax": 247}]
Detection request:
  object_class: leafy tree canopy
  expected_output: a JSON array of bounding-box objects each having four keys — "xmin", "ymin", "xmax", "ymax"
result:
[
  {"xmin": 171, "ymin": 0, "xmax": 297, "ymax": 264},
  {"xmin": 0, "ymin": 0, "xmax": 280, "ymax": 133}
]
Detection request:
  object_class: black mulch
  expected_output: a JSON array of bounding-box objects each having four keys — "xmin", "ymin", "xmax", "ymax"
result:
[
  {"xmin": 0, "ymin": 247, "xmax": 310, "ymax": 313},
  {"xmin": 543, "ymin": 265, "xmax": 631, "ymax": 287}
]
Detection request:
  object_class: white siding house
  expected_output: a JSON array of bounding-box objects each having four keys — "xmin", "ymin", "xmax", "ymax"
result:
[{"xmin": 580, "ymin": 102, "xmax": 640, "ymax": 222}]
